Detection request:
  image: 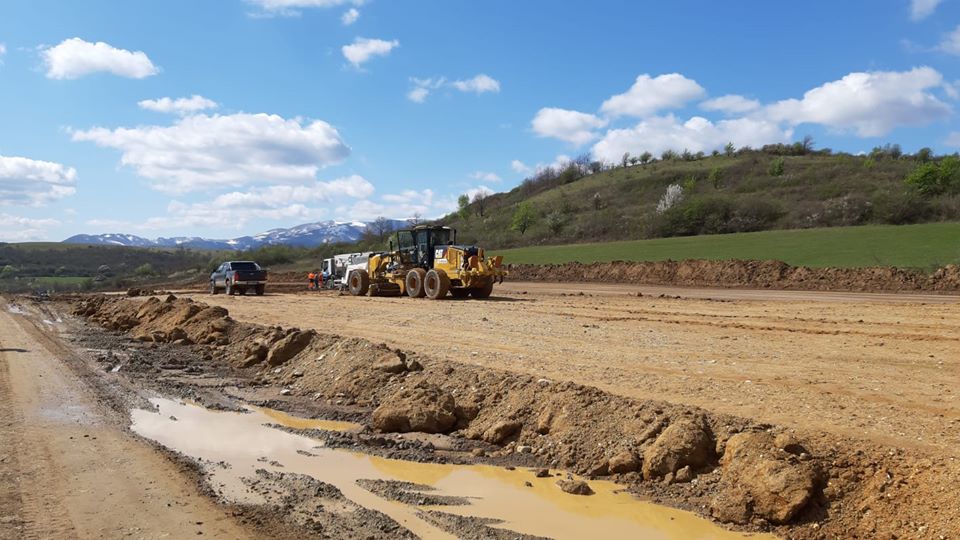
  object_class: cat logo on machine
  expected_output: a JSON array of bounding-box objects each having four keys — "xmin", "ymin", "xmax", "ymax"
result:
[{"xmin": 434, "ymin": 247, "xmax": 447, "ymax": 264}]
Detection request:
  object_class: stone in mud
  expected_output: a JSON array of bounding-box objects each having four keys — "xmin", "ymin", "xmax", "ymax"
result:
[
  {"xmin": 371, "ymin": 382, "xmax": 457, "ymax": 434},
  {"xmin": 168, "ymin": 327, "xmax": 188, "ymax": 342},
  {"xmin": 373, "ymin": 352, "xmax": 407, "ymax": 374},
  {"xmin": 774, "ymin": 433, "xmax": 807, "ymax": 456},
  {"xmin": 642, "ymin": 417, "xmax": 714, "ymax": 480},
  {"xmin": 711, "ymin": 432, "xmax": 817, "ymax": 525},
  {"xmin": 480, "ymin": 420, "xmax": 522, "ymax": 445},
  {"xmin": 607, "ymin": 451, "xmax": 639, "ymax": 474},
  {"xmin": 267, "ymin": 330, "xmax": 315, "ymax": 366},
  {"xmin": 674, "ymin": 465, "xmax": 695, "ymax": 483},
  {"xmin": 557, "ymin": 479, "xmax": 593, "ymax": 496}
]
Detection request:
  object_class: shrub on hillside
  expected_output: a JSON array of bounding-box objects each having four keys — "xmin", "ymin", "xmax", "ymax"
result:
[
  {"xmin": 870, "ymin": 190, "xmax": 931, "ymax": 225},
  {"xmin": 905, "ymin": 157, "xmax": 960, "ymax": 196},
  {"xmin": 652, "ymin": 196, "xmax": 783, "ymax": 237}
]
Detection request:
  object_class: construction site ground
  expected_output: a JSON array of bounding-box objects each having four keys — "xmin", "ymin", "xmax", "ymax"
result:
[
  {"xmin": 192, "ymin": 281, "xmax": 960, "ymax": 456},
  {"xmin": 2, "ymin": 278, "xmax": 958, "ymax": 539}
]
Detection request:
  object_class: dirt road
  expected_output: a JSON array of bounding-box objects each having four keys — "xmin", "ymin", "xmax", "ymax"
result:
[
  {"xmin": 187, "ymin": 282, "xmax": 960, "ymax": 455},
  {"xmin": 0, "ymin": 302, "xmax": 250, "ymax": 539}
]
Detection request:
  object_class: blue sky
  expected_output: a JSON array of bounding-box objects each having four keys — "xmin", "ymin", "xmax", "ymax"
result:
[{"xmin": 1, "ymin": 0, "xmax": 959, "ymax": 242}]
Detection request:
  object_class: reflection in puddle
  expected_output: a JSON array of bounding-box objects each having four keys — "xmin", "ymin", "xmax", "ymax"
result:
[
  {"xmin": 252, "ymin": 405, "xmax": 361, "ymax": 432},
  {"xmin": 132, "ymin": 399, "xmax": 774, "ymax": 540}
]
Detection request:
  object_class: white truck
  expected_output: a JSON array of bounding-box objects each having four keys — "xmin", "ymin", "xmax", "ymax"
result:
[{"xmin": 322, "ymin": 252, "xmax": 378, "ymax": 289}]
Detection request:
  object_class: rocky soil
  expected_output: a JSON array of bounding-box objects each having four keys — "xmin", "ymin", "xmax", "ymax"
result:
[
  {"xmin": 509, "ymin": 259, "xmax": 960, "ymax": 293},
  {"xmin": 68, "ymin": 293, "xmax": 960, "ymax": 539}
]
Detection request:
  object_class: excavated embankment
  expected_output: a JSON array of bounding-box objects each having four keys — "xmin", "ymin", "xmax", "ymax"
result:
[
  {"xmin": 73, "ymin": 294, "xmax": 960, "ymax": 539},
  {"xmin": 508, "ymin": 259, "xmax": 960, "ymax": 293}
]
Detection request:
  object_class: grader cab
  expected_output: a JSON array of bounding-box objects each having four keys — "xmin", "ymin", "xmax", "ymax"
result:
[{"xmin": 346, "ymin": 225, "xmax": 505, "ymax": 299}]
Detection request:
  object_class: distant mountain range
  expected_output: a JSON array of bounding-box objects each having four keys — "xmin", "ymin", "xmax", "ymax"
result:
[{"xmin": 63, "ymin": 219, "xmax": 412, "ymax": 250}]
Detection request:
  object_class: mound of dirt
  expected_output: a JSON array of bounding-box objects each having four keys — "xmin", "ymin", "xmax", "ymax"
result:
[
  {"xmin": 71, "ymin": 294, "xmax": 960, "ymax": 539},
  {"xmin": 508, "ymin": 260, "xmax": 960, "ymax": 293}
]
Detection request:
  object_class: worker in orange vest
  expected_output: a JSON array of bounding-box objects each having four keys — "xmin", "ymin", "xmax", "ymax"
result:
[{"xmin": 307, "ymin": 271, "xmax": 316, "ymax": 290}]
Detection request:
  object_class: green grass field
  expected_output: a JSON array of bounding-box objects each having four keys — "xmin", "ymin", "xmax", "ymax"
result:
[{"xmin": 496, "ymin": 222, "xmax": 960, "ymax": 270}]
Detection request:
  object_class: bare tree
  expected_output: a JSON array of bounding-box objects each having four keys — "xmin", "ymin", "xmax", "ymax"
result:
[
  {"xmin": 409, "ymin": 212, "xmax": 422, "ymax": 225},
  {"xmin": 472, "ymin": 189, "xmax": 491, "ymax": 217},
  {"xmin": 573, "ymin": 153, "xmax": 592, "ymax": 175},
  {"xmin": 372, "ymin": 216, "xmax": 393, "ymax": 241}
]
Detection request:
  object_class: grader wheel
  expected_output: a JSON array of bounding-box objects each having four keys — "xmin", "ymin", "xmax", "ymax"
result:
[
  {"xmin": 424, "ymin": 269, "xmax": 450, "ymax": 300},
  {"xmin": 470, "ymin": 281, "xmax": 494, "ymax": 299},
  {"xmin": 348, "ymin": 270, "xmax": 369, "ymax": 296},
  {"xmin": 405, "ymin": 268, "xmax": 427, "ymax": 298}
]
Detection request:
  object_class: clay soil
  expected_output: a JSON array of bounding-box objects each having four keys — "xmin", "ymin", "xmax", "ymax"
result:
[
  {"xmin": 4, "ymin": 277, "xmax": 960, "ymax": 540},
  {"xmin": 188, "ymin": 283, "xmax": 960, "ymax": 456}
]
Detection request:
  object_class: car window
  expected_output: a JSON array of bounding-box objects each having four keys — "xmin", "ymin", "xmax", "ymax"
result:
[{"xmin": 231, "ymin": 262, "xmax": 259, "ymax": 271}]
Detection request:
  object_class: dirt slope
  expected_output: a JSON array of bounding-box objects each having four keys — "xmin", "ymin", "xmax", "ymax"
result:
[
  {"xmin": 508, "ymin": 260, "xmax": 960, "ymax": 293},
  {"xmin": 70, "ymin": 293, "xmax": 960, "ymax": 539}
]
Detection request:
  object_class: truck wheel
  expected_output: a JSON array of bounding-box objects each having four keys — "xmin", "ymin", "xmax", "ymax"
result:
[
  {"xmin": 348, "ymin": 270, "xmax": 369, "ymax": 296},
  {"xmin": 255, "ymin": 285, "xmax": 265, "ymax": 296},
  {"xmin": 210, "ymin": 281, "xmax": 218, "ymax": 295},
  {"xmin": 424, "ymin": 269, "xmax": 450, "ymax": 300},
  {"xmin": 226, "ymin": 281, "xmax": 234, "ymax": 295},
  {"xmin": 405, "ymin": 268, "xmax": 427, "ymax": 298},
  {"xmin": 238, "ymin": 287, "xmax": 247, "ymax": 296},
  {"xmin": 470, "ymin": 281, "xmax": 494, "ymax": 299}
]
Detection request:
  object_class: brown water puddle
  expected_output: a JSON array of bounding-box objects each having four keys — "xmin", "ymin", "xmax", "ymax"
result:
[{"xmin": 131, "ymin": 399, "xmax": 776, "ymax": 540}]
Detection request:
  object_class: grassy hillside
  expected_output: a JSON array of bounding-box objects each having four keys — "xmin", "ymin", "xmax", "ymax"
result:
[
  {"xmin": 498, "ymin": 222, "xmax": 960, "ymax": 270},
  {"xmin": 443, "ymin": 148, "xmax": 960, "ymax": 251}
]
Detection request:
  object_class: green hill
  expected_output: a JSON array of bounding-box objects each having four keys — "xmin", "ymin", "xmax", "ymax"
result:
[{"xmin": 443, "ymin": 147, "xmax": 959, "ymax": 253}]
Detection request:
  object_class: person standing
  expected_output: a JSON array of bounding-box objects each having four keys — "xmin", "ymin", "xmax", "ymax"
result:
[{"xmin": 307, "ymin": 271, "xmax": 316, "ymax": 290}]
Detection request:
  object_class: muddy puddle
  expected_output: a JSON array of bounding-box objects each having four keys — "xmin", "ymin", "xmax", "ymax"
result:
[{"xmin": 132, "ymin": 398, "xmax": 775, "ymax": 540}]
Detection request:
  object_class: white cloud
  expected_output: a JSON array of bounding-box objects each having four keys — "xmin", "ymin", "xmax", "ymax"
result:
[
  {"xmin": 591, "ymin": 115, "xmax": 789, "ymax": 163},
  {"xmin": 0, "ymin": 214, "xmax": 61, "ymax": 242},
  {"xmin": 407, "ymin": 86, "xmax": 430, "ymax": 103},
  {"xmin": 138, "ymin": 95, "xmax": 219, "ymax": 115},
  {"xmin": 531, "ymin": 107, "xmax": 608, "ymax": 146},
  {"xmin": 246, "ymin": 0, "xmax": 363, "ymax": 17},
  {"xmin": 0, "ymin": 155, "xmax": 78, "ymax": 206},
  {"xmin": 765, "ymin": 67, "xmax": 951, "ymax": 137},
  {"xmin": 71, "ymin": 112, "xmax": 350, "ymax": 193},
  {"xmin": 407, "ymin": 74, "xmax": 499, "ymax": 102},
  {"xmin": 469, "ymin": 171, "xmax": 502, "ymax": 183},
  {"xmin": 341, "ymin": 7, "xmax": 360, "ymax": 25},
  {"xmin": 451, "ymin": 74, "xmax": 501, "ymax": 94},
  {"xmin": 0, "ymin": 43, "xmax": 6, "ymax": 65},
  {"xmin": 511, "ymin": 159, "xmax": 532, "ymax": 174},
  {"xmin": 910, "ymin": 0, "xmax": 943, "ymax": 20},
  {"xmin": 41, "ymin": 38, "xmax": 159, "ymax": 80},
  {"xmin": 144, "ymin": 174, "xmax": 374, "ymax": 229},
  {"xmin": 946, "ymin": 131, "xmax": 960, "ymax": 147},
  {"xmin": 600, "ymin": 73, "xmax": 705, "ymax": 118},
  {"xmin": 939, "ymin": 25, "xmax": 960, "ymax": 55},
  {"xmin": 342, "ymin": 37, "xmax": 398, "ymax": 68},
  {"xmin": 339, "ymin": 188, "xmax": 457, "ymax": 221},
  {"xmin": 700, "ymin": 94, "xmax": 761, "ymax": 115}
]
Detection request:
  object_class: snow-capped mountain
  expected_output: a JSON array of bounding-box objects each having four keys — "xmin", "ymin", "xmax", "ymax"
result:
[{"xmin": 63, "ymin": 219, "xmax": 412, "ymax": 250}]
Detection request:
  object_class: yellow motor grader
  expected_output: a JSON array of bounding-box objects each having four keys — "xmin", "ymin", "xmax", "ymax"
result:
[{"xmin": 346, "ymin": 225, "xmax": 506, "ymax": 299}]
